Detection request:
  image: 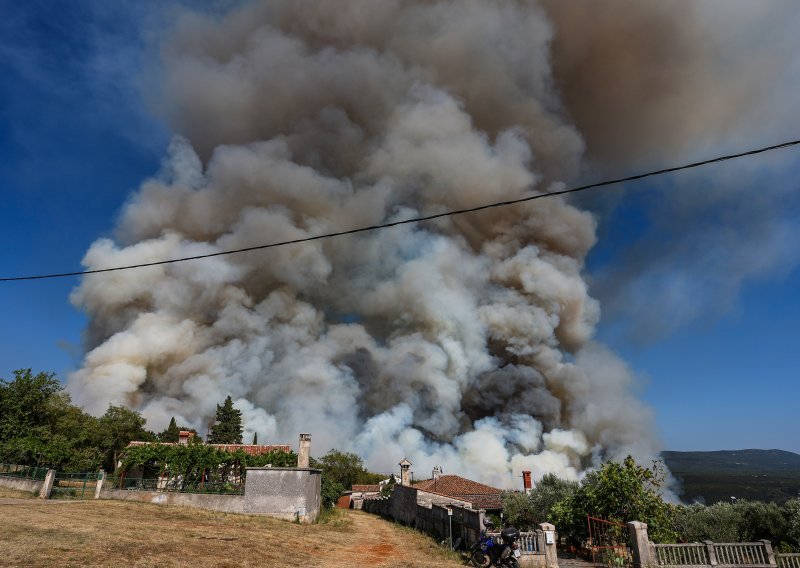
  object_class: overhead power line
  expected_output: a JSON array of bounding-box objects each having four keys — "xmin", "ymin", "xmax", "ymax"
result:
[{"xmin": 3, "ymin": 138, "xmax": 799, "ymax": 282}]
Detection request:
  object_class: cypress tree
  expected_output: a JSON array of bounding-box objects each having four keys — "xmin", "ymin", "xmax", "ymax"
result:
[
  {"xmin": 208, "ymin": 396, "xmax": 243, "ymax": 444},
  {"xmin": 159, "ymin": 416, "xmax": 180, "ymax": 443},
  {"xmin": 252, "ymin": 432, "xmax": 258, "ymax": 445}
]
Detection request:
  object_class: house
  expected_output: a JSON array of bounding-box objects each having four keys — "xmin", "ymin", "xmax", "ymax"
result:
[
  {"xmin": 361, "ymin": 460, "xmax": 502, "ymax": 548},
  {"xmin": 412, "ymin": 467, "xmax": 504, "ymax": 512},
  {"xmin": 343, "ymin": 474, "xmax": 400, "ymax": 509},
  {"xmin": 118, "ymin": 430, "xmax": 292, "ymax": 488}
]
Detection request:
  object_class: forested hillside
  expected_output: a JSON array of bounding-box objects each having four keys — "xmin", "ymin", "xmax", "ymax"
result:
[{"xmin": 663, "ymin": 449, "xmax": 800, "ymax": 504}]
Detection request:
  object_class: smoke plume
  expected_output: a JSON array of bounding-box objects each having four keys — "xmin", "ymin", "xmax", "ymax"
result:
[{"xmin": 64, "ymin": 0, "xmax": 750, "ymax": 487}]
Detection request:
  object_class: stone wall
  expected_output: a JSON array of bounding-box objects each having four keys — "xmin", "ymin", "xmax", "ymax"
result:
[
  {"xmin": 363, "ymin": 486, "xmax": 558, "ymax": 568},
  {"xmin": 99, "ymin": 488, "xmax": 246, "ymax": 514},
  {"xmin": 363, "ymin": 484, "xmax": 485, "ymax": 546},
  {"xmin": 99, "ymin": 467, "xmax": 322, "ymax": 522},
  {"xmin": 0, "ymin": 475, "xmax": 43, "ymax": 495},
  {"xmin": 243, "ymin": 467, "xmax": 321, "ymax": 522}
]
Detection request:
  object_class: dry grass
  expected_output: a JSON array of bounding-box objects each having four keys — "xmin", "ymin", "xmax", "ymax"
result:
[
  {"xmin": 0, "ymin": 499, "xmax": 464, "ymax": 567},
  {"xmin": 0, "ymin": 486, "xmax": 37, "ymax": 499}
]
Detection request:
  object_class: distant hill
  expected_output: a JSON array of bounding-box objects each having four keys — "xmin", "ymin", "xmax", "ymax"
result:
[{"xmin": 662, "ymin": 449, "xmax": 800, "ymax": 504}]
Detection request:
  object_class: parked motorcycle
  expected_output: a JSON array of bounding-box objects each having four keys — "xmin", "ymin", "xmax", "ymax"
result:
[{"xmin": 469, "ymin": 520, "xmax": 522, "ymax": 568}]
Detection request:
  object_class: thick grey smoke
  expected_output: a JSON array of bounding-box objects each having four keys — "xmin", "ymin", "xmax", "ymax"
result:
[
  {"xmin": 543, "ymin": 0, "xmax": 800, "ymax": 341},
  {"xmin": 65, "ymin": 0, "xmax": 689, "ymax": 487}
]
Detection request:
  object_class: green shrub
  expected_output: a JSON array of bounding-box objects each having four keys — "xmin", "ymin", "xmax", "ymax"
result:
[
  {"xmin": 502, "ymin": 473, "xmax": 578, "ymax": 531},
  {"xmin": 673, "ymin": 502, "xmax": 742, "ymax": 542},
  {"xmin": 551, "ymin": 457, "xmax": 676, "ymax": 545}
]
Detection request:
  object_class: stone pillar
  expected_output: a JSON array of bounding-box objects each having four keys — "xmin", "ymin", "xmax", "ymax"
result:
[
  {"xmin": 399, "ymin": 458, "xmax": 412, "ymax": 486},
  {"xmin": 94, "ymin": 471, "xmax": 106, "ymax": 499},
  {"xmin": 539, "ymin": 522, "xmax": 559, "ymax": 568},
  {"xmin": 628, "ymin": 521, "xmax": 653, "ymax": 568},
  {"xmin": 39, "ymin": 469, "xmax": 56, "ymax": 499},
  {"xmin": 704, "ymin": 541, "xmax": 718, "ymax": 566},
  {"xmin": 761, "ymin": 540, "xmax": 777, "ymax": 567},
  {"xmin": 297, "ymin": 434, "xmax": 311, "ymax": 468}
]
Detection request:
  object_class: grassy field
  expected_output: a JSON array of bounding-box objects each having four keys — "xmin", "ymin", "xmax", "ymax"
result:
[{"xmin": 0, "ymin": 499, "xmax": 463, "ymax": 567}]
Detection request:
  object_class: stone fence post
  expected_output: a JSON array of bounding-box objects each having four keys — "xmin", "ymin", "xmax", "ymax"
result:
[
  {"xmin": 761, "ymin": 539, "xmax": 777, "ymax": 567},
  {"xmin": 704, "ymin": 541, "xmax": 718, "ymax": 566},
  {"xmin": 539, "ymin": 522, "xmax": 559, "ymax": 568},
  {"xmin": 628, "ymin": 521, "xmax": 654, "ymax": 568},
  {"xmin": 94, "ymin": 470, "xmax": 106, "ymax": 499},
  {"xmin": 39, "ymin": 469, "xmax": 56, "ymax": 499}
]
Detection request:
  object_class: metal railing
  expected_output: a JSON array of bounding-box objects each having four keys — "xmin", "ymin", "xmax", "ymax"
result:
[
  {"xmin": 0, "ymin": 463, "xmax": 49, "ymax": 481},
  {"xmin": 51, "ymin": 471, "xmax": 101, "ymax": 499},
  {"xmin": 777, "ymin": 554, "xmax": 800, "ymax": 568},
  {"xmin": 110, "ymin": 476, "xmax": 244, "ymax": 495}
]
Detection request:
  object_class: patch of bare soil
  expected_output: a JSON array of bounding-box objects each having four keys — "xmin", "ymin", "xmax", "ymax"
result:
[{"xmin": 0, "ymin": 500, "xmax": 462, "ymax": 567}]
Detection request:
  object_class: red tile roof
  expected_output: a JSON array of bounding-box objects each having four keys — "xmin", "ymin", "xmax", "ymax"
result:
[
  {"xmin": 414, "ymin": 475, "xmax": 504, "ymax": 510},
  {"xmin": 126, "ymin": 441, "xmax": 291, "ymax": 456},
  {"xmin": 209, "ymin": 444, "xmax": 291, "ymax": 455},
  {"xmin": 351, "ymin": 484, "xmax": 381, "ymax": 493}
]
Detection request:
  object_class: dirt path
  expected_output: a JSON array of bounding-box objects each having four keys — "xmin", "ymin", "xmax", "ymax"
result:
[
  {"xmin": 309, "ymin": 510, "xmax": 461, "ymax": 568},
  {"xmin": 558, "ymin": 549, "xmax": 597, "ymax": 568}
]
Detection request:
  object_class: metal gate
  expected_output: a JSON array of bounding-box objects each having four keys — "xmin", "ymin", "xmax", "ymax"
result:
[
  {"xmin": 587, "ymin": 516, "xmax": 633, "ymax": 568},
  {"xmin": 50, "ymin": 471, "xmax": 100, "ymax": 499}
]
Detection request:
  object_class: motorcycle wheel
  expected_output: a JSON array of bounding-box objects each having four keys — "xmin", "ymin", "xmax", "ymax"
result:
[{"xmin": 470, "ymin": 550, "xmax": 492, "ymax": 568}]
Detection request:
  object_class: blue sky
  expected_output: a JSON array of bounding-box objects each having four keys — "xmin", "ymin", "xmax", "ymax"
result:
[{"xmin": 1, "ymin": 1, "xmax": 798, "ymax": 454}]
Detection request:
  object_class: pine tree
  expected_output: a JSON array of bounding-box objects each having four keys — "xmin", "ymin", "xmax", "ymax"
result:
[
  {"xmin": 208, "ymin": 396, "xmax": 243, "ymax": 444},
  {"xmin": 159, "ymin": 416, "xmax": 180, "ymax": 443},
  {"xmin": 252, "ymin": 432, "xmax": 258, "ymax": 445}
]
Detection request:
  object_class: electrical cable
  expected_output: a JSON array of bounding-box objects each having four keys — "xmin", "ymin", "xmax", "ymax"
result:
[{"xmin": 2, "ymin": 138, "xmax": 799, "ymax": 282}]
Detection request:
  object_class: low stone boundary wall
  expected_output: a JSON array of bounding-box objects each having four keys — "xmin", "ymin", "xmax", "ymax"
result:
[
  {"xmin": 100, "ymin": 467, "xmax": 321, "ymax": 522},
  {"xmin": 4, "ymin": 464, "xmax": 321, "ymax": 522},
  {"xmin": 0, "ymin": 475, "xmax": 43, "ymax": 495},
  {"xmin": 100, "ymin": 488, "xmax": 246, "ymax": 514},
  {"xmin": 362, "ymin": 488, "xmax": 481, "ymax": 544},
  {"xmin": 363, "ymin": 486, "xmax": 557, "ymax": 568}
]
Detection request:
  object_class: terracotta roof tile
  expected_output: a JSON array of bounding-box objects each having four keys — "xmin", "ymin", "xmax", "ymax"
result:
[
  {"xmin": 209, "ymin": 444, "xmax": 291, "ymax": 456},
  {"xmin": 414, "ymin": 475, "xmax": 504, "ymax": 510},
  {"xmin": 125, "ymin": 441, "xmax": 291, "ymax": 456},
  {"xmin": 351, "ymin": 484, "xmax": 381, "ymax": 493}
]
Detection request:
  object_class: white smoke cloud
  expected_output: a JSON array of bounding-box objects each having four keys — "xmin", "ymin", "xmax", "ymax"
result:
[{"xmin": 66, "ymin": 0, "xmax": 675, "ymax": 488}]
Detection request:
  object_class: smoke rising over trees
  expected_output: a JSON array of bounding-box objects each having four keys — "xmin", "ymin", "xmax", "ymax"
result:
[{"xmin": 62, "ymin": 0, "xmax": 800, "ymax": 486}]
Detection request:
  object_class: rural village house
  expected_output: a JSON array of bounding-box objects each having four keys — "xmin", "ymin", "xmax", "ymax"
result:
[
  {"xmin": 411, "ymin": 466, "xmax": 504, "ymax": 513},
  {"xmin": 119, "ymin": 430, "xmax": 292, "ymax": 487}
]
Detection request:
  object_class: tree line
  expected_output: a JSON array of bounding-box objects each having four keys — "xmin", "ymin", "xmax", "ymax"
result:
[
  {"xmin": 0, "ymin": 368, "xmax": 387, "ymax": 509},
  {"xmin": 1, "ymin": 369, "xmax": 258, "ymax": 472}
]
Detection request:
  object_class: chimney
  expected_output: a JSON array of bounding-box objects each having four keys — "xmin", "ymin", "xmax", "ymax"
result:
[
  {"xmin": 522, "ymin": 470, "xmax": 532, "ymax": 493},
  {"xmin": 399, "ymin": 458, "xmax": 412, "ymax": 486},
  {"xmin": 297, "ymin": 434, "xmax": 311, "ymax": 468},
  {"xmin": 432, "ymin": 465, "xmax": 442, "ymax": 480}
]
